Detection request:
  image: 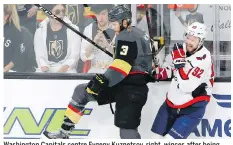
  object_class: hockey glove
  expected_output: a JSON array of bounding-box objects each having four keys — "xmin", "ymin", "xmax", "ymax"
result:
[
  {"xmin": 171, "ymin": 43, "xmax": 186, "ymax": 69},
  {"xmin": 192, "ymin": 83, "xmax": 207, "ymax": 98},
  {"xmin": 86, "ymin": 74, "xmax": 109, "ymax": 96},
  {"xmin": 152, "ymin": 66, "xmax": 173, "ymax": 81}
]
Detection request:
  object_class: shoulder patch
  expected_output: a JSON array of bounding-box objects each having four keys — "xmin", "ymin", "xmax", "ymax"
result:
[{"xmin": 196, "ymin": 54, "xmax": 206, "ymax": 60}]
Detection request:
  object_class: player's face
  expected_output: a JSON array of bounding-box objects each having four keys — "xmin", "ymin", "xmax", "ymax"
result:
[
  {"xmin": 96, "ymin": 10, "xmax": 109, "ymax": 27},
  {"xmin": 122, "ymin": 20, "xmax": 128, "ymax": 28},
  {"xmin": 185, "ymin": 34, "xmax": 200, "ymax": 53},
  {"xmin": 51, "ymin": 5, "xmax": 66, "ymax": 24},
  {"xmin": 110, "ymin": 21, "xmax": 121, "ymax": 33}
]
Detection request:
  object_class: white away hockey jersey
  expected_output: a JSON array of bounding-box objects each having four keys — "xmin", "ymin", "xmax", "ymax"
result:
[{"xmin": 166, "ymin": 44, "xmax": 214, "ymax": 108}]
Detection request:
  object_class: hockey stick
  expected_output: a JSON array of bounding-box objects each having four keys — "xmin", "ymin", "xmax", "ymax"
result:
[
  {"xmin": 35, "ymin": 4, "xmax": 161, "ymax": 58},
  {"xmin": 144, "ymin": 4, "xmax": 164, "ymax": 80},
  {"xmin": 144, "ymin": 5, "xmax": 160, "ymax": 60},
  {"xmin": 83, "ymin": 4, "xmax": 163, "ymax": 57},
  {"xmin": 34, "ymin": 4, "xmax": 113, "ymax": 58},
  {"xmin": 142, "ymin": 45, "xmax": 164, "ymax": 56}
]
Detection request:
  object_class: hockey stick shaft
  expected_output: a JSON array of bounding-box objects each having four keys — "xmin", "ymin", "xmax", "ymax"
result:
[
  {"xmin": 34, "ymin": 4, "xmax": 113, "ymax": 58},
  {"xmin": 144, "ymin": 5, "xmax": 158, "ymax": 58},
  {"xmin": 36, "ymin": 4, "xmax": 160, "ymax": 59},
  {"xmin": 141, "ymin": 45, "xmax": 164, "ymax": 57},
  {"xmin": 83, "ymin": 4, "xmax": 159, "ymax": 57},
  {"xmin": 143, "ymin": 4, "xmax": 161, "ymax": 80},
  {"xmin": 84, "ymin": 4, "xmax": 164, "ymax": 58},
  {"xmin": 143, "ymin": 5, "xmax": 165, "ymax": 57}
]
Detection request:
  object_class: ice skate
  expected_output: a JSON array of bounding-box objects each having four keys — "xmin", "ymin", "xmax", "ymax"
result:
[{"xmin": 43, "ymin": 129, "xmax": 71, "ymax": 139}]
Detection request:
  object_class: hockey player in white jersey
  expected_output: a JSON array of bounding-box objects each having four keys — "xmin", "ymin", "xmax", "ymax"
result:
[{"xmin": 151, "ymin": 22, "xmax": 215, "ymax": 139}]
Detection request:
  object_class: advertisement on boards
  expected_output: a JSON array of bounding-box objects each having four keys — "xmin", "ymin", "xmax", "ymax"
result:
[{"xmin": 3, "ymin": 80, "xmax": 231, "ymax": 139}]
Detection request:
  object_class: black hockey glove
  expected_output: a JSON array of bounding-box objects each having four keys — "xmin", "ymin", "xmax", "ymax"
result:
[
  {"xmin": 192, "ymin": 83, "xmax": 207, "ymax": 98},
  {"xmin": 86, "ymin": 74, "xmax": 109, "ymax": 96}
]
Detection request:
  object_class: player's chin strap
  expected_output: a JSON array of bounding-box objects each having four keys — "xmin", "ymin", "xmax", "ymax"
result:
[
  {"xmin": 120, "ymin": 22, "xmax": 126, "ymax": 31},
  {"xmin": 120, "ymin": 18, "xmax": 131, "ymax": 31},
  {"xmin": 190, "ymin": 41, "xmax": 204, "ymax": 55}
]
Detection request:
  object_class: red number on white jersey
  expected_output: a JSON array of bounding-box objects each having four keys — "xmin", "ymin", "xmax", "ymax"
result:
[{"xmin": 192, "ymin": 67, "xmax": 204, "ymax": 78}]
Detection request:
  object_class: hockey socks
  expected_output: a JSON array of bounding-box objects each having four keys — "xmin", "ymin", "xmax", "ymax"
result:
[
  {"xmin": 64, "ymin": 104, "xmax": 84, "ymax": 123},
  {"xmin": 61, "ymin": 116, "xmax": 75, "ymax": 131},
  {"xmin": 62, "ymin": 101, "xmax": 85, "ymax": 132}
]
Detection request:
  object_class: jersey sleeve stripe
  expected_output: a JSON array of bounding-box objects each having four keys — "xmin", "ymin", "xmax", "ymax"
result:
[
  {"xmin": 187, "ymin": 68, "xmax": 193, "ymax": 75},
  {"xmin": 109, "ymin": 66, "xmax": 127, "ymax": 76},
  {"xmin": 129, "ymin": 71, "xmax": 148, "ymax": 75},
  {"xmin": 178, "ymin": 68, "xmax": 193, "ymax": 80},
  {"xmin": 210, "ymin": 79, "xmax": 214, "ymax": 87},
  {"xmin": 109, "ymin": 59, "xmax": 131, "ymax": 76}
]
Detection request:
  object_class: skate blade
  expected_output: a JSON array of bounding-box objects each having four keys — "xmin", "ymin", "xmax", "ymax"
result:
[{"xmin": 41, "ymin": 131, "xmax": 52, "ymax": 139}]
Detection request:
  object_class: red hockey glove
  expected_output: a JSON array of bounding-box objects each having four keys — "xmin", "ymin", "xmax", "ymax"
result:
[
  {"xmin": 152, "ymin": 66, "xmax": 173, "ymax": 80},
  {"xmin": 171, "ymin": 43, "xmax": 186, "ymax": 69}
]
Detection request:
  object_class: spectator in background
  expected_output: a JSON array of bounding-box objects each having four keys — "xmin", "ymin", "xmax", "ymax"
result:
[
  {"xmin": 136, "ymin": 4, "xmax": 150, "ymax": 35},
  {"xmin": 66, "ymin": 4, "xmax": 85, "ymax": 73},
  {"xmin": 34, "ymin": 4, "xmax": 81, "ymax": 73},
  {"xmin": 16, "ymin": 4, "xmax": 38, "ymax": 35},
  {"xmin": 80, "ymin": 4, "xmax": 116, "ymax": 74},
  {"xmin": 175, "ymin": 4, "xmax": 204, "ymax": 27},
  {"xmin": 4, "ymin": 4, "xmax": 36, "ymax": 72}
]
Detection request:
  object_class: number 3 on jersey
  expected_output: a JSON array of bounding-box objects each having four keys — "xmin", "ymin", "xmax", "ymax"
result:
[{"xmin": 120, "ymin": 45, "xmax": 129, "ymax": 56}]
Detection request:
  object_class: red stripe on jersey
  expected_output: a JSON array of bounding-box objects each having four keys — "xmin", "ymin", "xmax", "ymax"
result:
[
  {"xmin": 210, "ymin": 61, "xmax": 215, "ymax": 87},
  {"xmin": 178, "ymin": 68, "xmax": 189, "ymax": 80},
  {"xmin": 166, "ymin": 95, "xmax": 210, "ymax": 109},
  {"xmin": 187, "ymin": 68, "xmax": 193, "ymax": 76},
  {"xmin": 129, "ymin": 71, "xmax": 148, "ymax": 75},
  {"xmin": 109, "ymin": 66, "xmax": 127, "ymax": 77},
  {"xmin": 210, "ymin": 79, "xmax": 214, "ymax": 87},
  {"xmin": 68, "ymin": 104, "xmax": 83, "ymax": 116}
]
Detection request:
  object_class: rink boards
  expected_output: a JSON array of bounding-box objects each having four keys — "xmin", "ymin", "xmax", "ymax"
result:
[{"xmin": 3, "ymin": 79, "xmax": 231, "ymax": 139}]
